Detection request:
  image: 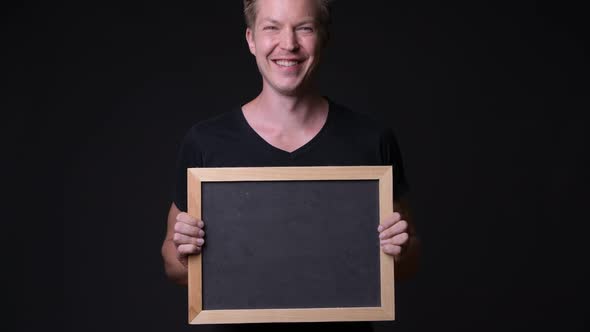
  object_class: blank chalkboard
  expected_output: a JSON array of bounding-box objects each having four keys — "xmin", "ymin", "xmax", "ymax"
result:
[{"xmin": 186, "ymin": 166, "xmax": 395, "ymax": 324}]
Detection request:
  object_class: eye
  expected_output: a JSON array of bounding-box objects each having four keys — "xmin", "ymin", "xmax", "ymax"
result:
[
  {"xmin": 263, "ymin": 26, "xmax": 278, "ymax": 31},
  {"xmin": 298, "ymin": 26, "xmax": 314, "ymax": 32}
]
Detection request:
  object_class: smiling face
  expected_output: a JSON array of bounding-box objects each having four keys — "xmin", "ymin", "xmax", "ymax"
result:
[{"xmin": 246, "ymin": 0, "xmax": 323, "ymax": 96}]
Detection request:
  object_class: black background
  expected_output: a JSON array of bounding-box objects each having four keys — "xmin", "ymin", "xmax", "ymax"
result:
[{"xmin": 13, "ymin": 0, "xmax": 588, "ymax": 331}]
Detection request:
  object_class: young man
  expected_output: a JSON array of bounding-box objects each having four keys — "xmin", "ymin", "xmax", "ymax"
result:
[{"xmin": 161, "ymin": 0, "xmax": 419, "ymax": 330}]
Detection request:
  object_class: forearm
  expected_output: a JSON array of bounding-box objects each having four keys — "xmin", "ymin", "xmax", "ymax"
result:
[
  {"xmin": 161, "ymin": 239, "xmax": 188, "ymax": 285},
  {"xmin": 393, "ymin": 197, "xmax": 420, "ymax": 281},
  {"xmin": 394, "ymin": 233, "xmax": 420, "ymax": 281}
]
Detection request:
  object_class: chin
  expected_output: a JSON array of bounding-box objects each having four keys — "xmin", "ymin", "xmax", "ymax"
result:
[{"xmin": 272, "ymin": 80, "xmax": 312, "ymax": 96}]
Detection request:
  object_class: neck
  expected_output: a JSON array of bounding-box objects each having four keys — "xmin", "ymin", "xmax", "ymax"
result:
[{"xmin": 246, "ymin": 87, "xmax": 326, "ymax": 131}]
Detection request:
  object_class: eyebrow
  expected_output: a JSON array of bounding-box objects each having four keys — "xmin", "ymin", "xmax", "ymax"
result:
[
  {"xmin": 259, "ymin": 18, "xmax": 316, "ymax": 25},
  {"xmin": 259, "ymin": 18, "xmax": 280, "ymax": 25}
]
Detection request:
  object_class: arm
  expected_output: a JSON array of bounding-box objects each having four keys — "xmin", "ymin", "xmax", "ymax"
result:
[
  {"xmin": 379, "ymin": 196, "xmax": 421, "ymax": 281},
  {"xmin": 161, "ymin": 202, "xmax": 205, "ymax": 285},
  {"xmin": 392, "ymin": 197, "xmax": 420, "ymax": 281}
]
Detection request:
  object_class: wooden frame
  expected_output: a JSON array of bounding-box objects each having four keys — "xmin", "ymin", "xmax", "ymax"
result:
[{"xmin": 187, "ymin": 166, "xmax": 395, "ymax": 324}]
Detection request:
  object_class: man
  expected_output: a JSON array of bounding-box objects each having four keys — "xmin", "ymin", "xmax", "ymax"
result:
[{"xmin": 161, "ymin": 0, "xmax": 419, "ymax": 330}]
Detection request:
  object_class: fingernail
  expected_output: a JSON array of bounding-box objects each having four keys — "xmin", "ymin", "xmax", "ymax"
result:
[
  {"xmin": 197, "ymin": 239, "xmax": 204, "ymax": 245},
  {"xmin": 377, "ymin": 225, "xmax": 383, "ymax": 232}
]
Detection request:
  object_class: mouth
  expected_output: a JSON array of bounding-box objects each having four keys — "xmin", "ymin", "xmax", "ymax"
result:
[{"xmin": 272, "ymin": 59, "xmax": 305, "ymax": 68}]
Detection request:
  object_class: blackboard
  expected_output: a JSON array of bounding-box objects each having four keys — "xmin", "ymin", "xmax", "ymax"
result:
[{"xmin": 186, "ymin": 166, "xmax": 395, "ymax": 324}]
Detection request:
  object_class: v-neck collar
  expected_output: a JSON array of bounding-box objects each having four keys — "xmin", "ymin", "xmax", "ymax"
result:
[{"xmin": 237, "ymin": 99, "xmax": 334, "ymax": 158}]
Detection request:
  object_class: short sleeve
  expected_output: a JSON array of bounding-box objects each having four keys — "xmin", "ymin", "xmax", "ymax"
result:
[
  {"xmin": 380, "ymin": 128, "xmax": 410, "ymax": 200},
  {"xmin": 173, "ymin": 128, "xmax": 203, "ymax": 212}
]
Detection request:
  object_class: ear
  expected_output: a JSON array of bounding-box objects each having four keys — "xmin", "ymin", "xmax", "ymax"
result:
[{"xmin": 246, "ymin": 27, "xmax": 256, "ymax": 55}]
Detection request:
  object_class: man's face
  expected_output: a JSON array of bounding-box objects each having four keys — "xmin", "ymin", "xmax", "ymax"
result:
[{"xmin": 246, "ymin": 0, "xmax": 322, "ymax": 96}]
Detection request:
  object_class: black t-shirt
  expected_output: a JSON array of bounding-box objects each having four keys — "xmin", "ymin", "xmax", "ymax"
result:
[
  {"xmin": 172, "ymin": 98, "xmax": 409, "ymax": 332},
  {"xmin": 174, "ymin": 99, "xmax": 409, "ymax": 212}
]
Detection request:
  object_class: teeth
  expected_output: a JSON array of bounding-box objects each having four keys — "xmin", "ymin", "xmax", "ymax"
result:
[{"xmin": 275, "ymin": 60, "xmax": 299, "ymax": 67}]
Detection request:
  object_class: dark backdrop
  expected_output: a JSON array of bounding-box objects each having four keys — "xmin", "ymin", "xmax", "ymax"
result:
[{"xmin": 15, "ymin": 1, "xmax": 588, "ymax": 331}]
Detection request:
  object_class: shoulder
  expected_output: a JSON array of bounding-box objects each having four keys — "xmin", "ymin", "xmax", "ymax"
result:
[
  {"xmin": 182, "ymin": 108, "xmax": 242, "ymax": 143},
  {"xmin": 328, "ymin": 99, "xmax": 393, "ymax": 138},
  {"xmin": 186, "ymin": 108, "xmax": 240, "ymax": 135}
]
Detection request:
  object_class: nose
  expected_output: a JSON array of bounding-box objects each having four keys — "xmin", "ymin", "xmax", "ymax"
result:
[{"xmin": 279, "ymin": 29, "xmax": 299, "ymax": 51}]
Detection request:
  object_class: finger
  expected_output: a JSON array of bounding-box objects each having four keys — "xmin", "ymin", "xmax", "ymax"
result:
[
  {"xmin": 176, "ymin": 212, "xmax": 202, "ymax": 227},
  {"xmin": 177, "ymin": 244, "xmax": 202, "ymax": 256},
  {"xmin": 173, "ymin": 233, "xmax": 205, "ymax": 246},
  {"xmin": 380, "ymin": 232, "xmax": 409, "ymax": 246},
  {"xmin": 377, "ymin": 212, "xmax": 401, "ymax": 231},
  {"xmin": 174, "ymin": 222, "xmax": 202, "ymax": 237},
  {"xmin": 379, "ymin": 220, "xmax": 408, "ymax": 240},
  {"xmin": 381, "ymin": 244, "xmax": 402, "ymax": 256}
]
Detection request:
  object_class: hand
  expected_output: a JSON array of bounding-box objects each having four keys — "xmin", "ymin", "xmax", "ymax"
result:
[
  {"xmin": 173, "ymin": 212, "xmax": 205, "ymax": 268},
  {"xmin": 378, "ymin": 212, "xmax": 409, "ymax": 259}
]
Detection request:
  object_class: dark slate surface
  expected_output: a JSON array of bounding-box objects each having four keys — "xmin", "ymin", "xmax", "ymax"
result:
[{"xmin": 201, "ymin": 180, "xmax": 381, "ymax": 310}]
